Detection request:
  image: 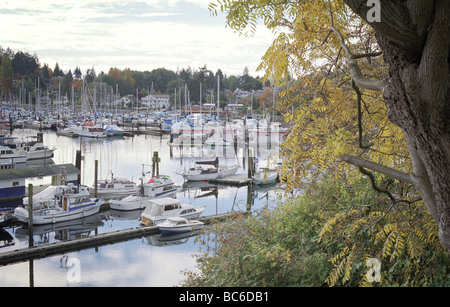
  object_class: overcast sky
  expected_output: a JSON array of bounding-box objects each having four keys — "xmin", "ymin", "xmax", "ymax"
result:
[{"xmin": 0, "ymin": 0, "xmax": 275, "ymax": 77}]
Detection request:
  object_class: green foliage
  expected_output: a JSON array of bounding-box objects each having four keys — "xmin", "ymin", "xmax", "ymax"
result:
[
  {"xmin": 0, "ymin": 54, "xmax": 14, "ymax": 100},
  {"xmin": 182, "ymin": 173, "xmax": 450, "ymax": 287},
  {"xmin": 182, "ymin": 198, "xmax": 331, "ymax": 287}
]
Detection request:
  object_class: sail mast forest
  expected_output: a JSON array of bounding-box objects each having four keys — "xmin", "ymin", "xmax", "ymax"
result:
[
  {"xmin": 0, "ymin": 47, "xmax": 265, "ymax": 109},
  {"xmin": 202, "ymin": 0, "xmax": 450, "ymax": 286}
]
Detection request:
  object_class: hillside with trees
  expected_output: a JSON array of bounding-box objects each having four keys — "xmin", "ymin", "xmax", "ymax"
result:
[{"xmin": 0, "ymin": 46, "xmax": 266, "ymax": 111}]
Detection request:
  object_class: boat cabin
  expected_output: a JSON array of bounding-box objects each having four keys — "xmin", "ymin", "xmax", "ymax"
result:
[{"xmin": 144, "ymin": 198, "xmax": 182, "ymax": 217}]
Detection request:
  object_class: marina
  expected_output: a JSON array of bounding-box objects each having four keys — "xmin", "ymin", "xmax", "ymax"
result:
[{"xmin": 0, "ymin": 120, "xmax": 287, "ymax": 286}]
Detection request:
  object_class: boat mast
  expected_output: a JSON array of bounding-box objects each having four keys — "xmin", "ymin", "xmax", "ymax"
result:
[{"xmin": 217, "ymin": 75, "xmax": 220, "ymax": 121}]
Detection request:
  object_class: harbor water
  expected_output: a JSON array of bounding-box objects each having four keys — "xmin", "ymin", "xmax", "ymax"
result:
[{"xmin": 0, "ymin": 129, "xmax": 285, "ymax": 287}]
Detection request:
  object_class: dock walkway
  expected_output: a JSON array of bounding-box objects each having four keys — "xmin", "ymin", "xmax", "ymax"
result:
[{"xmin": 0, "ymin": 211, "xmax": 248, "ymax": 266}]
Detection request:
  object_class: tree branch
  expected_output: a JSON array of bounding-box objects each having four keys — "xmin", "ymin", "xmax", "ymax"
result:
[
  {"xmin": 351, "ymin": 80, "xmax": 373, "ymax": 149},
  {"xmin": 352, "ymin": 51, "xmax": 382, "ymax": 59},
  {"xmin": 325, "ymin": 1, "xmax": 388, "ymax": 93},
  {"xmin": 342, "ymin": 154, "xmax": 415, "ymax": 185},
  {"xmin": 330, "ymin": 25, "xmax": 387, "ymax": 92}
]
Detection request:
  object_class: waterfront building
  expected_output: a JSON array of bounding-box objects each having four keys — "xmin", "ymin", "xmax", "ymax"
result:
[{"xmin": 141, "ymin": 94, "xmax": 171, "ymax": 109}]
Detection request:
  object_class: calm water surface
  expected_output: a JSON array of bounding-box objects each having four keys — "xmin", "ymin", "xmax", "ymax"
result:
[{"xmin": 0, "ymin": 129, "xmax": 285, "ymax": 287}]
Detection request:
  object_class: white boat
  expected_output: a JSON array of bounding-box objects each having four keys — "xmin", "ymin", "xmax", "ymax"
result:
[
  {"xmin": 109, "ymin": 175, "xmax": 180, "ymax": 210},
  {"xmin": 89, "ymin": 175, "xmax": 138, "ymax": 198},
  {"xmin": 30, "ymin": 120, "xmax": 52, "ymax": 129},
  {"xmin": 140, "ymin": 197, "xmax": 205, "ymax": 226},
  {"xmin": 23, "ymin": 185, "xmax": 70, "ymax": 209},
  {"xmin": 176, "ymin": 158, "xmax": 239, "ymax": 181},
  {"xmin": 253, "ymin": 169, "xmax": 279, "ymax": 185},
  {"xmin": 20, "ymin": 142, "xmax": 56, "ymax": 160},
  {"xmin": 158, "ymin": 217, "xmax": 204, "ymax": 234},
  {"xmin": 75, "ymin": 122, "xmax": 106, "ymax": 138},
  {"xmin": 0, "ymin": 145, "xmax": 27, "ymax": 166},
  {"xmin": 14, "ymin": 185, "xmax": 103, "ymax": 225},
  {"xmin": 56, "ymin": 126, "xmax": 79, "ymax": 137}
]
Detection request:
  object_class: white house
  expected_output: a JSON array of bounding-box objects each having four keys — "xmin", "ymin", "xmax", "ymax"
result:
[
  {"xmin": 141, "ymin": 94, "xmax": 171, "ymax": 109},
  {"xmin": 233, "ymin": 88, "xmax": 251, "ymax": 100}
]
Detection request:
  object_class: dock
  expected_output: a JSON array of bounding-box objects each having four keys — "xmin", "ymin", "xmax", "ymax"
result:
[
  {"xmin": 0, "ymin": 211, "xmax": 249, "ymax": 267},
  {"xmin": 209, "ymin": 174, "xmax": 253, "ymax": 186}
]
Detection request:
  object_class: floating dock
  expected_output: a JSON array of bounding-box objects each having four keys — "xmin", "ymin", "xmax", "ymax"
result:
[{"xmin": 0, "ymin": 211, "xmax": 249, "ymax": 266}]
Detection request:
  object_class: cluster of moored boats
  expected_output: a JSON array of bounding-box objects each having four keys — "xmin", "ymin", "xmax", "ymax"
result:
[
  {"xmin": 7, "ymin": 150, "xmax": 282, "ymax": 234},
  {"xmin": 10, "ymin": 176, "xmax": 206, "ymax": 234},
  {"xmin": 1, "ymin": 107, "xmax": 287, "ymax": 234},
  {"xmin": 0, "ymin": 136, "xmax": 56, "ymax": 169}
]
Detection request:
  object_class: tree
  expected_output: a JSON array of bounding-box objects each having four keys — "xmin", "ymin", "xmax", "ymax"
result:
[
  {"xmin": 85, "ymin": 67, "xmax": 96, "ymax": 83},
  {"xmin": 209, "ymin": 0, "xmax": 450, "ymax": 252},
  {"xmin": 12, "ymin": 51, "xmax": 39, "ymax": 77},
  {"xmin": 73, "ymin": 66, "xmax": 82, "ymax": 79},
  {"xmin": 53, "ymin": 62, "xmax": 64, "ymax": 78},
  {"xmin": 0, "ymin": 54, "xmax": 14, "ymax": 100}
]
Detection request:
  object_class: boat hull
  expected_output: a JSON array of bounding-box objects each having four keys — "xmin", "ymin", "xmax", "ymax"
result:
[
  {"xmin": 180, "ymin": 165, "xmax": 239, "ymax": 181},
  {"xmin": 26, "ymin": 149, "xmax": 55, "ymax": 160},
  {"xmin": 109, "ymin": 188, "xmax": 178, "ymax": 211},
  {"xmin": 14, "ymin": 201, "xmax": 102, "ymax": 225},
  {"xmin": 141, "ymin": 206, "xmax": 205, "ymax": 226},
  {"xmin": 253, "ymin": 171, "xmax": 278, "ymax": 185},
  {"xmin": 109, "ymin": 195, "xmax": 148, "ymax": 210}
]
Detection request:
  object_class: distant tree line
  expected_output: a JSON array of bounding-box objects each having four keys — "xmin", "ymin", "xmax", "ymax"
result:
[{"xmin": 0, "ymin": 46, "xmax": 266, "ymax": 107}]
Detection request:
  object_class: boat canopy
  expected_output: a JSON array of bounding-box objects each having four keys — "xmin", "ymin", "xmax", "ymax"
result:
[{"xmin": 143, "ymin": 198, "xmax": 181, "ymax": 216}]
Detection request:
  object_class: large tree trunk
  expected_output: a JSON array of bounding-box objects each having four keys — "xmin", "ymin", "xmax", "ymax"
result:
[{"xmin": 343, "ymin": 0, "xmax": 450, "ymax": 250}]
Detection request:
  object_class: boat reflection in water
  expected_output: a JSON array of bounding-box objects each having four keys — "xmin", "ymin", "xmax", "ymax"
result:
[
  {"xmin": 14, "ymin": 214, "xmax": 104, "ymax": 245},
  {"xmin": 145, "ymin": 230, "xmax": 202, "ymax": 247}
]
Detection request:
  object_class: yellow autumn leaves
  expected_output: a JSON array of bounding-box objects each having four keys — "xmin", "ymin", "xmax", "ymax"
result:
[{"xmin": 208, "ymin": 0, "xmax": 448, "ymax": 286}]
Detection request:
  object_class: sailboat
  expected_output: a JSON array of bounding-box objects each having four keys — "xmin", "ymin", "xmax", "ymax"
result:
[{"xmin": 175, "ymin": 157, "xmax": 239, "ymax": 181}]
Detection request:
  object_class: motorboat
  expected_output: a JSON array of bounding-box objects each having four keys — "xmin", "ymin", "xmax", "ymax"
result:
[
  {"xmin": 178, "ymin": 164, "xmax": 239, "ymax": 181},
  {"xmin": 0, "ymin": 136, "xmax": 56, "ymax": 160},
  {"xmin": 253, "ymin": 169, "xmax": 279, "ymax": 185},
  {"xmin": 74, "ymin": 122, "xmax": 106, "ymax": 138},
  {"xmin": 0, "ymin": 145, "xmax": 27, "ymax": 166},
  {"xmin": 109, "ymin": 175, "xmax": 180, "ymax": 210},
  {"xmin": 56, "ymin": 126, "xmax": 79, "ymax": 137},
  {"xmin": 23, "ymin": 185, "xmax": 71, "ymax": 209},
  {"xmin": 140, "ymin": 197, "xmax": 205, "ymax": 226},
  {"xmin": 158, "ymin": 217, "xmax": 204, "ymax": 234},
  {"xmin": 14, "ymin": 184, "xmax": 103, "ymax": 225},
  {"xmin": 78, "ymin": 125, "xmax": 106, "ymax": 138},
  {"xmin": 175, "ymin": 157, "xmax": 239, "ymax": 181},
  {"xmin": 89, "ymin": 175, "xmax": 139, "ymax": 198},
  {"xmin": 252, "ymin": 155, "xmax": 282, "ymax": 185},
  {"xmin": 19, "ymin": 142, "xmax": 56, "ymax": 160}
]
